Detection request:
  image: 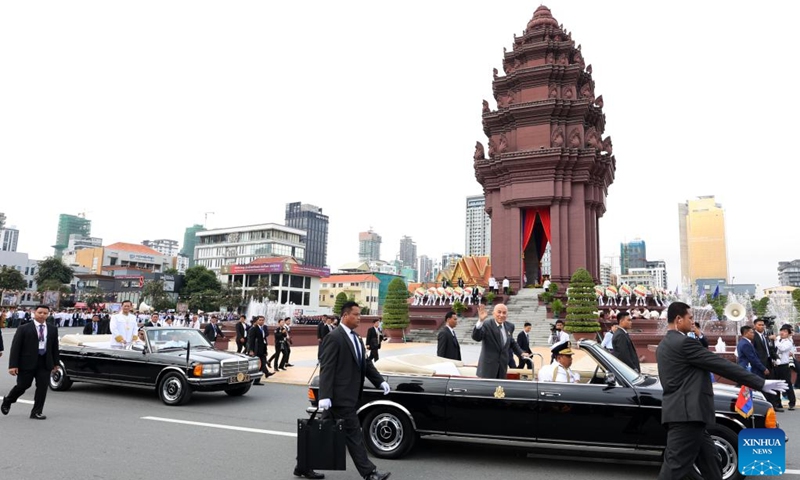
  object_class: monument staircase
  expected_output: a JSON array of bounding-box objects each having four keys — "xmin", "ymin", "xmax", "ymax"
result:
[{"xmin": 504, "ymin": 288, "xmax": 553, "ymax": 347}]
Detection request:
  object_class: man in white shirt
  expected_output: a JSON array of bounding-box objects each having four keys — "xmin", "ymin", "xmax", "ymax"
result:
[
  {"xmin": 488, "ymin": 276, "xmax": 497, "ymax": 294},
  {"xmin": 601, "ymin": 324, "xmax": 618, "ymax": 351},
  {"xmin": 538, "ymin": 342, "xmax": 581, "ymax": 383},
  {"xmin": 187, "ymin": 314, "xmax": 201, "ymax": 329},
  {"xmin": 110, "ymin": 300, "xmax": 138, "ymax": 348},
  {"xmin": 502, "ymin": 276, "xmax": 510, "ymax": 295},
  {"xmin": 542, "ymin": 275, "xmax": 551, "ymax": 291},
  {"xmin": 775, "ymin": 324, "xmax": 796, "ymax": 411}
]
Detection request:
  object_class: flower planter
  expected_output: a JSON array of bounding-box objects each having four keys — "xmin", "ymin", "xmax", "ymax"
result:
[{"xmin": 383, "ymin": 328, "xmax": 407, "ymax": 343}]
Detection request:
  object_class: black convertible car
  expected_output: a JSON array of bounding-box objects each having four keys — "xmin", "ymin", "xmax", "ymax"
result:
[
  {"xmin": 50, "ymin": 327, "xmax": 261, "ymax": 405},
  {"xmin": 308, "ymin": 340, "xmax": 783, "ymax": 480}
]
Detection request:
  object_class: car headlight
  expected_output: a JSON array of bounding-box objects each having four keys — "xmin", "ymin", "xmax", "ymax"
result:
[
  {"xmin": 202, "ymin": 364, "xmax": 220, "ymax": 377},
  {"xmin": 248, "ymin": 358, "xmax": 260, "ymax": 372}
]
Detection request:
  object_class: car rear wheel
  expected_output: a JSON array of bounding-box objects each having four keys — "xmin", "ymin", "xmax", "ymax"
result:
[
  {"xmin": 158, "ymin": 372, "xmax": 192, "ymax": 406},
  {"xmin": 49, "ymin": 365, "xmax": 73, "ymax": 391},
  {"xmin": 361, "ymin": 407, "xmax": 416, "ymax": 459},
  {"xmin": 686, "ymin": 425, "xmax": 742, "ymax": 480},
  {"xmin": 225, "ymin": 383, "xmax": 252, "ymax": 397}
]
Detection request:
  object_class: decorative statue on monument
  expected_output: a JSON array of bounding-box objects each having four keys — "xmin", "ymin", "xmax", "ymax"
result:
[
  {"xmin": 619, "ymin": 283, "xmax": 632, "ymax": 307},
  {"xmin": 605, "ymin": 285, "xmax": 618, "ymax": 307},
  {"xmin": 474, "ymin": 141, "xmax": 486, "ymax": 161},
  {"xmin": 633, "ymin": 284, "xmax": 648, "ymax": 307},
  {"xmin": 650, "ymin": 286, "xmax": 661, "ymax": 307},
  {"xmin": 482, "ymin": 100, "xmax": 490, "ymax": 113},
  {"xmin": 595, "ymin": 285, "xmax": 605, "ymax": 306}
]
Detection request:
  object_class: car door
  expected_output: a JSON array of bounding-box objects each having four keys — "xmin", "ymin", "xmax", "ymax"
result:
[
  {"xmin": 445, "ymin": 377, "xmax": 538, "ymax": 439},
  {"xmin": 106, "ymin": 347, "xmax": 153, "ymax": 384},
  {"xmin": 536, "ymin": 379, "xmax": 641, "ymax": 447}
]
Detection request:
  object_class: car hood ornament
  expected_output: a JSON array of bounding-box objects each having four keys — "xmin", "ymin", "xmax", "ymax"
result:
[{"xmin": 494, "ymin": 386, "xmax": 505, "ymax": 399}]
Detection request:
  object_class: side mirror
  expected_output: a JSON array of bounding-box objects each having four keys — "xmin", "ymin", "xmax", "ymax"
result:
[
  {"xmin": 605, "ymin": 373, "xmax": 617, "ymax": 386},
  {"xmin": 131, "ymin": 343, "xmax": 146, "ymax": 353}
]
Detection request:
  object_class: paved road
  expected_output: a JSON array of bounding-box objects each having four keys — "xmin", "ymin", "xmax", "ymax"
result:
[{"xmin": 0, "ymin": 327, "xmax": 798, "ymax": 480}]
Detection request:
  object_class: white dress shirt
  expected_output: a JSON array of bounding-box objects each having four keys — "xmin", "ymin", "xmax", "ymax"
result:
[
  {"xmin": 110, "ymin": 313, "xmax": 138, "ymax": 346},
  {"xmin": 538, "ymin": 361, "xmax": 580, "ymax": 383},
  {"xmin": 547, "ymin": 330, "xmax": 570, "ymax": 346},
  {"xmin": 775, "ymin": 337, "xmax": 796, "ymax": 366}
]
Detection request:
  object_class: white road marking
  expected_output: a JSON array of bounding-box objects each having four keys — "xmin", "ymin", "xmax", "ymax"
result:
[
  {"xmin": 0, "ymin": 396, "xmax": 34, "ymax": 405},
  {"xmin": 141, "ymin": 416, "xmax": 297, "ymax": 437},
  {"xmin": 785, "ymin": 469, "xmax": 800, "ymax": 475}
]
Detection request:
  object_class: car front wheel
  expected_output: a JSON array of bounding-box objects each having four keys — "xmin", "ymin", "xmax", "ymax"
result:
[
  {"xmin": 158, "ymin": 372, "xmax": 192, "ymax": 406},
  {"xmin": 361, "ymin": 407, "xmax": 416, "ymax": 459},
  {"xmin": 49, "ymin": 365, "xmax": 73, "ymax": 391},
  {"xmin": 225, "ymin": 383, "xmax": 252, "ymax": 397},
  {"xmin": 687, "ymin": 425, "xmax": 742, "ymax": 480}
]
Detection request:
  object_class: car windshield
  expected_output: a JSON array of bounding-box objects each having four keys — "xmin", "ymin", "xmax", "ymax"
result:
[
  {"xmin": 579, "ymin": 341, "xmax": 643, "ymax": 385},
  {"xmin": 146, "ymin": 328, "xmax": 212, "ymax": 352}
]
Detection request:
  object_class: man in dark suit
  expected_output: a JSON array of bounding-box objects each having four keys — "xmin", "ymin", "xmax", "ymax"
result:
[
  {"xmin": 471, "ymin": 303, "xmax": 528, "ymax": 379},
  {"xmin": 269, "ymin": 318, "xmax": 288, "ymax": 371},
  {"xmin": 247, "ymin": 316, "xmax": 273, "ymax": 384},
  {"xmin": 235, "ymin": 315, "xmax": 248, "ymax": 354},
  {"xmin": 612, "ymin": 311, "xmax": 640, "ymax": 372},
  {"xmin": 2, "ymin": 305, "xmax": 60, "ymax": 420},
  {"xmin": 144, "ymin": 313, "xmax": 161, "ymax": 328},
  {"xmin": 437, "ymin": 311, "xmax": 461, "ymax": 361},
  {"xmin": 656, "ymin": 302, "xmax": 787, "ymax": 480},
  {"xmin": 83, "ymin": 314, "xmax": 110, "ymax": 335},
  {"xmin": 365, "ymin": 318, "xmax": 384, "ymax": 362},
  {"xmin": 752, "ymin": 318, "xmax": 781, "ymax": 410},
  {"xmin": 515, "ymin": 322, "xmax": 533, "ymax": 369},
  {"xmin": 294, "ymin": 301, "xmax": 391, "ymax": 480},
  {"xmin": 316, "ymin": 316, "xmax": 332, "ymax": 360},
  {"xmin": 737, "ymin": 326, "xmax": 768, "ymax": 375},
  {"xmin": 203, "ymin": 315, "xmax": 226, "ymax": 345}
]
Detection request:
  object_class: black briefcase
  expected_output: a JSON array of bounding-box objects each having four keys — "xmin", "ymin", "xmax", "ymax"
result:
[{"xmin": 297, "ymin": 409, "xmax": 346, "ymax": 471}]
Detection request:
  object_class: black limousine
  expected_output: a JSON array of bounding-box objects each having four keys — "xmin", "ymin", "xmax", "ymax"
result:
[
  {"xmin": 51, "ymin": 327, "xmax": 261, "ymax": 405},
  {"xmin": 308, "ymin": 340, "xmax": 783, "ymax": 480}
]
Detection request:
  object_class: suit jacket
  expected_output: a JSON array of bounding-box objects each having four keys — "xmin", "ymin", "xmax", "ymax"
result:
[
  {"xmin": 0, "ymin": 326, "xmax": 4, "ymax": 352},
  {"xmin": 9, "ymin": 321, "xmax": 60, "ymax": 371},
  {"xmin": 612, "ymin": 328, "xmax": 640, "ymax": 372},
  {"xmin": 752, "ymin": 331, "xmax": 775, "ymax": 368},
  {"xmin": 366, "ymin": 327, "xmax": 384, "ymax": 350},
  {"xmin": 657, "ymin": 330, "xmax": 764, "ymax": 425},
  {"xmin": 737, "ymin": 338, "xmax": 767, "ymax": 376},
  {"xmin": 471, "ymin": 318, "xmax": 523, "ymax": 379},
  {"xmin": 317, "ymin": 322, "xmax": 330, "ymax": 341},
  {"xmin": 83, "ymin": 321, "xmax": 110, "ymax": 335},
  {"xmin": 204, "ymin": 323, "xmax": 225, "ymax": 343},
  {"xmin": 318, "ymin": 326, "xmax": 384, "ymax": 408},
  {"xmin": 235, "ymin": 322, "xmax": 248, "ymax": 343},
  {"xmin": 247, "ymin": 325, "xmax": 269, "ymax": 356},
  {"xmin": 437, "ymin": 327, "xmax": 461, "ymax": 361},
  {"xmin": 516, "ymin": 330, "xmax": 532, "ymax": 354}
]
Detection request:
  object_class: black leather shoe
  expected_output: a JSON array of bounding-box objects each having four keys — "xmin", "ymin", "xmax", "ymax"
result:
[
  {"xmin": 775, "ymin": 407, "xmax": 785, "ymax": 412},
  {"xmin": 789, "ymin": 406, "xmax": 795, "ymax": 411},
  {"xmin": 1, "ymin": 401, "xmax": 9, "ymax": 415},
  {"xmin": 30, "ymin": 413, "xmax": 47, "ymax": 420},
  {"xmin": 286, "ymin": 364, "xmax": 294, "ymax": 367},
  {"xmin": 293, "ymin": 468, "xmax": 324, "ymax": 479},
  {"xmin": 364, "ymin": 471, "xmax": 391, "ymax": 480},
  {"xmin": 265, "ymin": 371, "xmax": 275, "ymax": 377}
]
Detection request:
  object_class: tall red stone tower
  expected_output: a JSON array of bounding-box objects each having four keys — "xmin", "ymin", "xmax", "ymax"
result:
[{"xmin": 474, "ymin": 5, "xmax": 615, "ymax": 288}]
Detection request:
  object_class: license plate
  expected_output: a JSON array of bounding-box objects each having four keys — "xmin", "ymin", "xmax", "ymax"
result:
[{"xmin": 228, "ymin": 373, "xmax": 250, "ymax": 384}]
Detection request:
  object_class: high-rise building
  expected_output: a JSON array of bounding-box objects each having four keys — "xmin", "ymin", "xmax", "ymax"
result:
[
  {"xmin": 465, "ymin": 195, "xmax": 491, "ymax": 256},
  {"xmin": 61, "ymin": 235, "xmax": 103, "ymax": 266},
  {"xmin": 678, "ymin": 196, "xmax": 729, "ymax": 284},
  {"xmin": 0, "ymin": 212, "xmax": 6, "ymax": 229},
  {"xmin": 778, "ymin": 260, "xmax": 800, "ymax": 287},
  {"xmin": 599, "ymin": 263, "xmax": 612, "ymax": 286},
  {"xmin": 645, "ymin": 260, "xmax": 668, "ymax": 290},
  {"xmin": 398, "ymin": 236, "xmax": 417, "ymax": 270},
  {"xmin": 441, "ymin": 253, "xmax": 463, "ymax": 270},
  {"xmin": 285, "ymin": 202, "xmax": 329, "ymax": 268},
  {"xmin": 358, "ymin": 229, "xmax": 382, "ymax": 262},
  {"xmin": 418, "ymin": 255, "xmax": 434, "ymax": 282},
  {"xmin": 619, "ymin": 238, "xmax": 647, "ymax": 275},
  {"xmin": 181, "ymin": 224, "xmax": 206, "ymax": 267},
  {"xmin": 1, "ymin": 227, "xmax": 19, "ymax": 252},
  {"xmin": 142, "ymin": 239, "xmax": 180, "ymax": 258},
  {"xmin": 53, "ymin": 213, "xmax": 92, "ymax": 258},
  {"xmin": 194, "ymin": 223, "xmax": 306, "ymax": 275}
]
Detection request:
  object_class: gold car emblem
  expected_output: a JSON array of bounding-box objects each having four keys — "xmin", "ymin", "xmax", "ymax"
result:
[
  {"xmin": 494, "ymin": 386, "xmax": 505, "ymax": 399},
  {"xmin": 237, "ymin": 372, "xmax": 245, "ymax": 382}
]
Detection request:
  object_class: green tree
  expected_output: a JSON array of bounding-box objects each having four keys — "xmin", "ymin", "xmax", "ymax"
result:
[
  {"xmin": 163, "ymin": 267, "xmax": 179, "ymax": 275},
  {"xmin": 249, "ymin": 277, "xmax": 273, "ymax": 302},
  {"xmin": 35, "ymin": 257, "xmax": 74, "ymax": 291},
  {"xmin": 182, "ymin": 265, "xmax": 221, "ymax": 296},
  {"xmin": 753, "ymin": 297, "xmax": 770, "ymax": 317},
  {"xmin": 382, "ymin": 278, "xmax": 410, "ymax": 330},
  {"xmin": 564, "ymin": 268, "xmax": 600, "ymax": 334},
  {"xmin": 219, "ymin": 281, "xmax": 244, "ymax": 312},
  {"xmin": 792, "ymin": 289, "xmax": 800, "ymax": 315},
  {"xmin": 333, "ymin": 292, "xmax": 349, "ymax": 317},
  {"xmin": 142, "ymin": 280, "xmax": 173, "ymax": 311},
  {"xmin": 187, "ymin": 290, "xmax": 221, "ymax": 313},
  {"xmin": 0, "ymin": 266, "xmax": 27, "ymax": 291},
  {"xmin": 83, "ymin": 287, "xmax": 106, "ymax": 308},
  {"xmin": 38, "ymin": 279, "xmax": 71, "ymax": 295},
  {"xmin": 706, "ymin": 294, "xmax": 727, "ymax": 320}
]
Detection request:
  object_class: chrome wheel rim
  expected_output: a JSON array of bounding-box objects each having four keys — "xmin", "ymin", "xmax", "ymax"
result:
[
  {"xmin": 369, "ymin": 413, "xmax": 404, "ymax": 452},
  {"xmin": 162, "ymin": 377, "xmax": 183, "ymax": 403},
  {"xmin": 50, "ymin": 367, "xmax": 63, "ymax": 388},
  {"xmin": 694, "ymin": 434, "xmax": 737, "ymax": 480}
]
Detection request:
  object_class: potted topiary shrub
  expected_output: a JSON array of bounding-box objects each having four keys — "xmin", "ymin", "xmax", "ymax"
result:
[
  {"xmin": 550, "ymin": 299, "xmax": 564, "ymax": 319},
  {"xmin": 485, "ymin": 291, "xmax": 497, "ymax": 305},
  {"xmin": 383, "ymin": 277, "xmax": 410, "ymax": 342},
  {"xmin": 563, "ymin": 268, "xmax": 601, "ymax": 341},
  {"xmin": 452, "ymin": 300, "xmax": 467, "ymax": 317}
]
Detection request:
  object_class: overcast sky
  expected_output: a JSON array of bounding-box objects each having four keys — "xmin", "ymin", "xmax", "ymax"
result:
[{"xmin": 2, "ymin": 1, "xmax": 798, "ymax": 292}]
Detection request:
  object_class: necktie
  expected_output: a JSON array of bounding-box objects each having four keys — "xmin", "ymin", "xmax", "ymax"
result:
[
  {"xmin": 452, "ymin": 329, "xmax": 459, "ymax": 346},
  {"xmin": 93, "ymin": 323, "xmax": 97, "ymax": 334},
  {"xmin": 38, "ymin": 324, "xmax": 45, "ymax": 355},
  {"xmin": 499, "ymin": 323, "xmax": 507, "ymax": 345},
  {"xmin": 351, "ymin": 331, "xmax": 362, "ymax": 364}
]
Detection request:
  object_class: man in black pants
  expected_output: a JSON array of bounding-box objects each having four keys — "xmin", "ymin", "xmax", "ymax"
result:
[
  {"xmin": 656, "ymin": 302, "xmax": 787, "ymax": 480},
  {"xmin": 294, "ymin": 301, "xmax": 391, "ymax": 480},
  {"xmin": 1, "ymin": 305, "xmax": 60, "ymax": 420}
]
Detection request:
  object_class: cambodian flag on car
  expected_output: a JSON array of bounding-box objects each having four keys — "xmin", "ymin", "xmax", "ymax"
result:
[{"xmin": 735, "ymin": 386, "xmax": 753, "ymax": 418}]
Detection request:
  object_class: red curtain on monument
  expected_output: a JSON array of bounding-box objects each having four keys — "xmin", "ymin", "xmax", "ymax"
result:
[
  {"xmin": 522, "ymin": 210, "xmax": 536, "ymax": 252},
  {"xmin": 537, "ymin": 208, "xmax": 551, "ymax": 257},
  {"xmin": 522, "ymin": 208, "xmax": 551, "ymax": 258}
]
